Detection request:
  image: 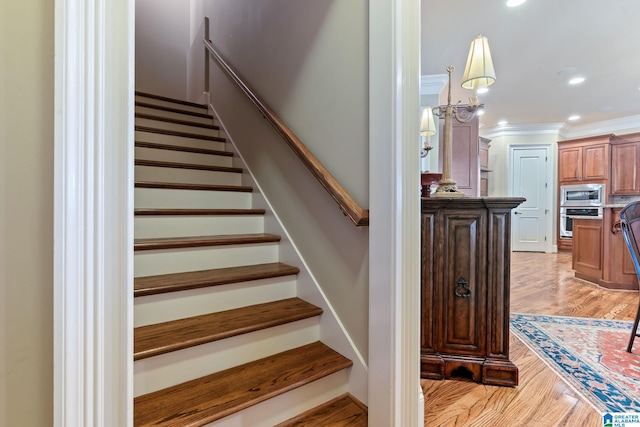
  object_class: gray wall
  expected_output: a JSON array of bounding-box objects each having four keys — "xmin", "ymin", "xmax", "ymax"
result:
[
  {"xmin": 190, "ymin": 0, "xmax": 371, "ymax": 358},
  {"xmin": 136, "ymin": 0, "xmax": 190, "ymax": 99},
  {"xmin": 0, "ymin": 0, "xmax": 54, "ymax": 424}
]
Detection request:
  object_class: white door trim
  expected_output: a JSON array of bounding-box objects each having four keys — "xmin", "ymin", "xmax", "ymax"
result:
[
  {"xmin": 508, "ymin": 144, "xmax": 554, "ymax": 253},
  {"xmin": 53, "ymin": 0, "xmax": 134, "ymax": 426},
  {"xmin": 369, "ymin": 0, "xmax": 421, "ymax": 425}
]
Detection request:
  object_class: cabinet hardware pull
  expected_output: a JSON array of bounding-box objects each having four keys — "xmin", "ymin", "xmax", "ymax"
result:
[{"xmin": 455, "ymin": 277, "xmax": 472, "ymax": 298}]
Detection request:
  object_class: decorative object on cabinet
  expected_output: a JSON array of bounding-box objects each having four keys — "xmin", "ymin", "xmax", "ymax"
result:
[
  {"xmin": 421, "ymin": 173, "xmax": 442, "ymax": 198},
  {"xmin": 421, "ymin": 197, "xmax": 524, "ymax": 386},
  {"xmin": 432, "ymin": 35, "xmax": 496, "ymax": 197},
  {"xmin": 420, "ymin": 106, "xmax": 437, "ymax": 160}
]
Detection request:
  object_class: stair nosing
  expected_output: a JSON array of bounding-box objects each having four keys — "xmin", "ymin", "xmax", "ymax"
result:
[
  {"xmin": 134, "ymin": 297, "xmax": 322, "ymax": 360},
  {"xmin": 135, "ymin": 101, "xmax": 213, "ymax": 119},
  {"xmin": 133, "ymin": 233, "xmax": 281, "ymax": 251},
  {"xmin": 135, "ymin": 159, "xmax": 242, "ymax": 173},
  {"xmin": 134, "ymin": 208, "xmax": 265, "ymax": 216},
  {"xmin": 134, "ymin": 181, "xmax": 253, "ymax": 192},
  {"xmin": 135, "ymin": 112, "xmax": 219, "ymax": 130},
  {"xmin": 134, "ymin": 262, "xmax": 299, "ymax": 297},
  {"xmin": 134, "ymin": 141, "xmax": 233, "ymax": 157},
  {"xmin": 135, "ymin": 91, "xmax": 208, "ymax": 109},
  {"xmin": 133, "ymin": 341, "xmax": 352, "ymax": 427},
  {"xmin": 135, "ymin": 125, "xmax": 226, "ymax": 142}
]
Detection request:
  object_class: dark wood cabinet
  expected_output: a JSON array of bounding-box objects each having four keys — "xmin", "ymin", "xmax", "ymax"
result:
[
  {"xmin": 421, "ymin": 197, "xmax": 523, "ymax": 387},
  {"xmin": 611, "ymin": 134, "xmax": 640, "ymax": 195}
]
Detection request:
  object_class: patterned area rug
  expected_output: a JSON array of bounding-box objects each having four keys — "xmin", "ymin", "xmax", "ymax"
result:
[{"xmin": 510, "ymin": 313, "xmax": 640, "ymax": 414}]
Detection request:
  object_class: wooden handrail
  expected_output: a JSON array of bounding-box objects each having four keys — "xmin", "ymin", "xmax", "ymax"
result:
[{"xmin": 203, "ymin": 38, "xmax": 369, "ymax": 226}]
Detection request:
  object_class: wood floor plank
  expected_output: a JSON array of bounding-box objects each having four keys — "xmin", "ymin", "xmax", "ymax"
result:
[
  {"xmin": 135, "ymin": 91, "xmax": 208, "ymax": 109},
  {"xmin": 134, "ymin": 262, "xmax": 299, "ymax": 297},
  {"xmin": 134, "ymin": 297, "xmax": 322, "ymax": 360},
  {"xmin": 275, "ymin": 393, "xmax": 368, "ymax": 427},
  {"xmin": 134, "ymin": 233, "xmax": 281, "ymax": 251},
  {"xmin": 423, "ymin": 251, "xmax": 639, "ymax": 427},
  {"xmin": 134, "ymin": 341, "xmax": 352, "ymax": 427}
]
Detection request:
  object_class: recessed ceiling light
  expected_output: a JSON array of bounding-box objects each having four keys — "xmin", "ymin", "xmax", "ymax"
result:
[
  {"xmin": 497, "ymin": 120, "xmax": 508, "ymax": 126},
  {"xmin": 477, "ymin": 87, "xmax": 489, "ymax": 94},
  {"xmin": 506, "ymin": 0, "xmax": 526, "ymax": 7},
  {"xmin": 569, "ymin": 77, "xmax": 585, "ymax": 85},
  {"xmin": 568, "ymin": 115, "xmax": 581, "ymax": 121},
  {"xmin": 476, "ymin": 109, "xmax": 485, "ymax": 116}
]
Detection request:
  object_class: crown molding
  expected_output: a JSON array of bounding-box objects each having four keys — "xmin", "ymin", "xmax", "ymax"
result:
[
  {"xmin": 420, "ymin": 74, "xmax": 448, "ymax": 95},
  {"xmin": 481, "ymin": 122, "xmax": 564, "ymax": 139},
  {"xmin": 560, "ymin": 114, "xmax": 640, "ymax": 139}
]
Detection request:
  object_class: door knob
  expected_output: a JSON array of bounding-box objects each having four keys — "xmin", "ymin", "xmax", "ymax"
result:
[{"xmin": 514, "ymin": 212, "xmax": 522, "ymax": 215}]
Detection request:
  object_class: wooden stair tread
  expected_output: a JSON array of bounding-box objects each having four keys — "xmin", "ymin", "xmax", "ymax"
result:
[
  {"xmin": 135, "ymin": 141, "xmax": 233, "ymax": 157},
  {"xmin": 135, "ymin": 159, "xmax": 242, "ymax": 173},
  {"xmin": 275, "ymin": 393, "xmax": 368, "ymax": 427},
  {"xmin": 135, "ymin": 91, "xmax": 207, "ymax": 109},
  {"xmin": 135, "ymin": 101, "xmax": 213, "ymax": 119},
  {"xmin": 134, "ymin": 233, "xmax": 281, "ymax": 251},
  {"xmin": 133, "ymin": 341, "xmax": 352, "ymax": 427},
  {"xmin": 134, "ymin": 297, "xmax": 321, "ymax": 360},
  {"xmin": 135, "ymin": 125, "xmax": 226, "ymax": 142},
  {"xmin": 135, "ymin": 112, "xmax": 219, "ymax": 130},
  {"xmin": 134, "ymin": 208, "xmax": 265, "ymax": 216},
  {"xmin": 135, "ymin": 181, "xmax": 253, "ymax": 192},
  {"xmin": 134, "ymin": 262, "xmax": 299, "ymax": 297}
]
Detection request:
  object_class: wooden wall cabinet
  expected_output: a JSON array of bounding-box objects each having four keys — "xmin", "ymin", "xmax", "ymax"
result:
[
  {"xmin": 557, "ymin": 135, "xmax": 612, "ymax": 251},
  {"xmin": 421, "ymin": 197, "xmax": 524, "ymax": 387},
  {"xmin": 557, "ymin": 137, "xmax": 610, "ymax": 184},
  {"xmin": 610, "ymin": 134, "xmax": 640, "ymax": 195}
]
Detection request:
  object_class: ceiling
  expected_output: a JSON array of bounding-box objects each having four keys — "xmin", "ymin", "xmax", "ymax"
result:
[{"xmin": 421, "ymin": 0, "xmax": 640, "ymax": 133}]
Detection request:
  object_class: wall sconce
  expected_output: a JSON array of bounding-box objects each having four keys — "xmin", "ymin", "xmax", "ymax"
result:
[
  {"xmin": 432, "ymin": 34, "xmax": 496, "ymax": 197},
  {"xmin": 420, "ymin": 106, "xmax": 437, "ymax": 160}
]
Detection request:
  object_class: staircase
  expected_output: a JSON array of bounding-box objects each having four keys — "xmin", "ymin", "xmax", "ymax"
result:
[{"xmin": 133, "ymin": 91, "xmax": 367, "ymax": 426}]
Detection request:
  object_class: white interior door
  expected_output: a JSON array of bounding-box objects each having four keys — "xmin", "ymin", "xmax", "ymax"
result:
[{"xmin": 510, "ymin": 146, "xmax": 550, "ymax": 252}]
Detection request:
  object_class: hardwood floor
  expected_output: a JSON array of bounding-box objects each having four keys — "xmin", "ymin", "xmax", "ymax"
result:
[{"xmin": 422, "ymin": 251, "xmax": 639, "ymax": 427}]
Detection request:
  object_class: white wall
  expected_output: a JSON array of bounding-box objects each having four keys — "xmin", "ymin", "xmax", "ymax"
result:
[
  {"xmin": 136, "ymin": 0, "xmax": 190, "ymax": 99},
  {"xmin": 0, "ymin": 0, "xmax": 54, "ymax": 424},
  {"xmin": 192, "ymin": 0, "xmax": 371, "ymax": 358}
]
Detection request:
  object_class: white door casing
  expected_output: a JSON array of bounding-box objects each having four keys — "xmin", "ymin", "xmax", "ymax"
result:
[{"xmin": 509, "ymin": 145, "xmax": 553, "ymax": 253}]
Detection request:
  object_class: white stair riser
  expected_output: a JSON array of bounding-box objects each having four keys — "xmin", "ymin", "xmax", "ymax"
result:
[
  {"xmin": 135, "ymin": 95, "xmax": 207, "ymax": 114},
  {"xmin": 135, "ymin": 130, "xmax": 226, "ymax": 151},
  {"xmin": 136, "ymin": 105, "xmax": 213, "ymax": 125},
  {"xmin": 134, "ymin": 215, "xmax": 264, "ymax": 239},
  {"xmin": 134, "ymin": 188, "xmax": 252, "ymax": 209},
  {"xmin": 134, "ymin": 317, "xmax": 321, "ymax": 396},
  {"xmin": 135, "ymin": 165, "xmax": 241, "ymax": 186},
  {"xmin": 206, "ymin": 371, "xmax": 350, "ymax": 427},
  {"xmin": 135, "ymin": 146, "xmax": 233, "ymax": 167},
  {"xmin": 134, "ymin": 243, "xmax": 279, "ymax": 277},
  {"xmin": 136, "ymin": 117, "xmax": 219, "ymax": 137},
  {"xmin": 134, "ymin": 277, "xmax": 297, "ymax": 327}
]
